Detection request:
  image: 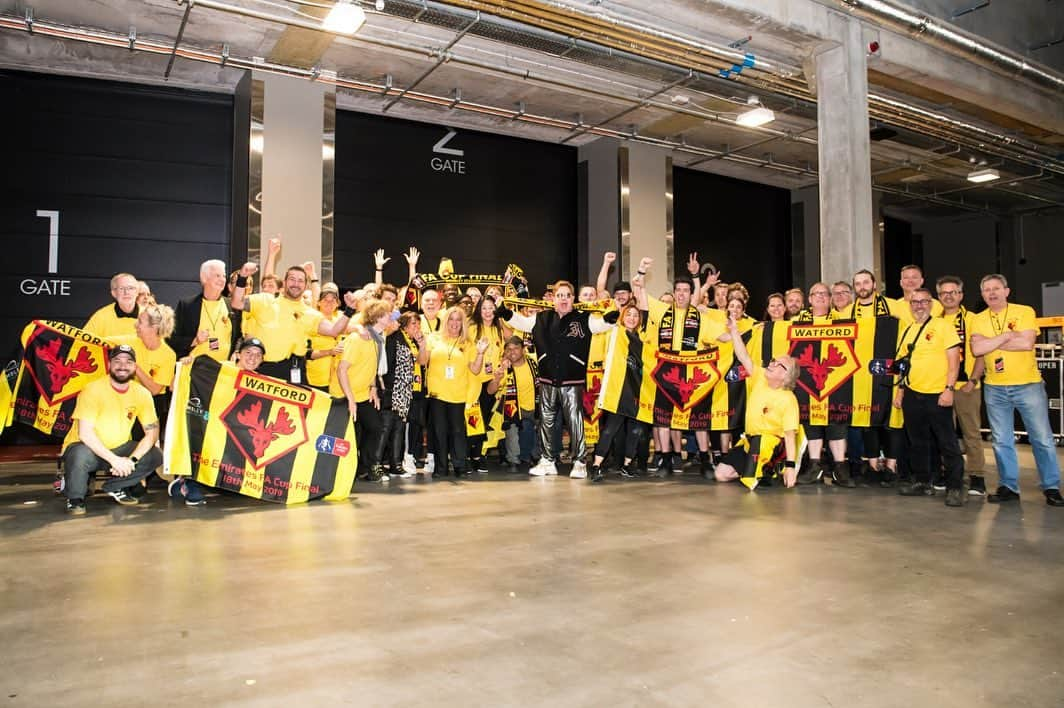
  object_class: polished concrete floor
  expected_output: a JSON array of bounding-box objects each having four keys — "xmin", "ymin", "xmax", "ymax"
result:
[{"xmin": 3, "ymin": 450, "xmax": 1064, "ymax": 707}]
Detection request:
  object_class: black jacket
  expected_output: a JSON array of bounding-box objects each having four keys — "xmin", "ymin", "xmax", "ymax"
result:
[{"xmin": 171, "ymin": 292, "xmax": 242, "ymax": 358}]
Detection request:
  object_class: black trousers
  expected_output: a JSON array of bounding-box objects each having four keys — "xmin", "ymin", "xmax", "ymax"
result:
[
  {"xmin": 407, "ymin": 394, "xmax": 430, "ymax": 462},
  {"xmin": 593, "ymin": 412, "xmax": 646, "ymax": 463},
  {"xmin": 374, "ymin": 409, "xmax": 406, "ymax": 471},
  {"xmin": 355, "ymin": 400, "xmax": 383, "ymax": 471},
  {"xmin": 902, "ymin": 391, "xmax": 964, "ymax": 489},
  {"xmin": 429, "ymin": 398, "xmax": 467, "ymax": 474}
]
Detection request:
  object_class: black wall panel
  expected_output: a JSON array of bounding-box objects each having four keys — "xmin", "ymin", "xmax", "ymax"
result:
[
  {"xmin": 673, "ymin": 168, "xmax": 792, "ymax": 312},
  {"xmin": 0, "ymin": 70, "xmax": 233, "ymax": 354},
  {"xmin": 333, "ymin": 111, "xmax": 576, "ymax": 294}
]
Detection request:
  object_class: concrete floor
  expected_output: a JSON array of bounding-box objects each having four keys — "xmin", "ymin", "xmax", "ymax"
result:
[{"xmin": 2, "ymin": 450, "xmax": 1064, "ymax": 708}]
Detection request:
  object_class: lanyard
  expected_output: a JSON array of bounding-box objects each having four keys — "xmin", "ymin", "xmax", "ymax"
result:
[
  {"xmin": 897, "ymin": 316, "xmax": 933, "ymax": 359},
  {"xmin": 989, "ymin": 305, "xmax": 1010, "ymax": 336}
]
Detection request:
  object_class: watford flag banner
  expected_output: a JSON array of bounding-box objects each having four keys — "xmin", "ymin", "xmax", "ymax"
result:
[
  {"xmin": 709, "ymin": 338, "xmax": 748, "ymax": 433},
  {"xmin": 0, "ymin": 359, "xmax": 18, "ymax": 432},
  {"xmin": 10, "ymin": 320, "xmax": 109, "ymax": 438},
  {"xmin": 165, "ymin": 357, "xmax": 357, "ymax": 504},
  {"xmin": 596, "ymin": 328, "xmax": 652, "ymax": 423},
  {"xmin": 648, "ymin": 348, "xmax": 722, "ymax": 431},
  {"xmin": 748, "ymin": 318, "xmax": 900, "ymax": 426}
]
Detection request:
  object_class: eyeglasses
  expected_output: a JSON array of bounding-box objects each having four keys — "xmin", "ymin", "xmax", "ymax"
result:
[
  {"xmin": 769, "ymin": 359, "xmax": 789, "ymax": 373},
  {"xmin": 911, "ymin": 299, "xmax": 932, "ymax": 306},
  {"xmin": 810, "ymin": 291, "xmax": 830, "ymax": 297},
  {"xmin": 113, "ymin": 286, "xmax": 138, "ymax": 293},
  {"xmin": 938, "ymin": 290, "xmax": 961, "ymax": 297}
]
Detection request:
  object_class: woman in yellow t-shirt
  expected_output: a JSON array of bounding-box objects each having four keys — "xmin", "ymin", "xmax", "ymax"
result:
[
  {"xmin": 307, "ymin": 284, "xmax": 346, "ymax": 392},
  {"xmin": 425, "ymin": 307, "xmax": 488, "ymax": 477},
  {"xmin": 467, "ymin": 296, "xmax": 507, "ymax": 472},
  {"xmin": 715, "ymin": 316, "xmax": 800, "ymax": 490}
]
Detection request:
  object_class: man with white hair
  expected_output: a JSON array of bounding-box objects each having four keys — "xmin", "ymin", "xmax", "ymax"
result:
[
  {"xmin": 172, "ymin": 259, "xmax": 240, "ymax": 363},
  {"xmin": 84, "ymin": 272, "xmax": 141, "ymax": 338}
]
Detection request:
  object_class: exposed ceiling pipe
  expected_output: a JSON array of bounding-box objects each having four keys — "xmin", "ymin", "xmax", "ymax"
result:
[{"xmin": 828, "ymin": 0, "xmax": 1064, "ymax": 94}]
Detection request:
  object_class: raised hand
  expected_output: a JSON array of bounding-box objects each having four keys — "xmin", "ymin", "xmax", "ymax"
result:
[
  {"xmin": 687, "ymin": 252, "xmax": 700, "ymax": 275},
  {"xmin": 268, "ymin": 237, "xmax": 282, "ymax": 256},
  {"xmin": 239, "ymin": 261, "xmax": 259, "ymax": 277},
  {"xmin": 375, "ymin": 249, "xmax": 391, "ymax": 270},
  {"xmin": 404, "ymin": 247, "xmax": 420, "ymax": 266},
  {"xmin": 603, "ymin": 251, "xmax": 617, "ymax": 265}
]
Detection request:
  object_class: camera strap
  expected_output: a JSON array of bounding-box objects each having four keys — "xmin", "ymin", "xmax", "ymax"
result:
[{"xmin": 895, "ymin": 317, "xmax": 933, "ymax": 387}]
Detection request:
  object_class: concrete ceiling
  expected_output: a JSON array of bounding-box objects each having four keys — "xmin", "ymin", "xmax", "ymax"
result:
[{"xmin": 1, "ymin": 0, "xmax": 1063, "ymax": 219}]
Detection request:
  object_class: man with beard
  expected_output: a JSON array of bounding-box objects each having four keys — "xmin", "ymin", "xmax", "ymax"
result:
[
  {"xmin": 60, "ymin": 345, "xmax": 162, "ymax": 514},
  {"xmin": 496, "ymin": 281, "xmax": 618, "ymax": 478},
  {"xmin": 172, "ymin": 259, "xmax": 240, "ymax": 363},
  {"xmin": 784, "ymin": 288, "xmax": 805, "ymax": 320},
  {"xmin": 230, "ymin": 263, "xmax": 357, "ymax": 384},
  {"xmin": 84, "ymin": 273, "xmax": 141, "ymax": 338}
]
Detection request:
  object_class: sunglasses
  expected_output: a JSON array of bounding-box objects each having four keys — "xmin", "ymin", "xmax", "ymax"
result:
[{"xmin": 769, "ymin": 359, "xmax": 789, "ymax": 373}]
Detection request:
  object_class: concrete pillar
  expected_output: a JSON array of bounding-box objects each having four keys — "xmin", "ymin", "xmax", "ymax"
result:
[
  {"xmin": 577, "ymin": 139, "xmax": 672, "ymax": 293},
  {"xmin": 232, "ymin": 71, "xmax": 336, "ymax": 281},
  {"xmin": 815, "ymin": 12, "xmax": 874, "ymax": 285}
]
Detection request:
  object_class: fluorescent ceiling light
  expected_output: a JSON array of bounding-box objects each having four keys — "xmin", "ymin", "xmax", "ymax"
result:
[
  {"xmin": 323, "ymin": 0, "xmax": 366, "ymax": 34},
  {"xmin": 736, "ymin": 106, "xmax": 775, "ymax": 128},
  {"xmin": 736, "ymin": 97, "xmax": 775, "ymax": 128},
  {"xmin": 967, "ymin": 168, "xmax": 1000, "ymax": 183}
]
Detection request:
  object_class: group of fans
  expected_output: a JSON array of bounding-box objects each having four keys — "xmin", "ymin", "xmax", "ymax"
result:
[{"xmin": 56, "ymin": 238, "xmax": 1064, "ymax": 513}]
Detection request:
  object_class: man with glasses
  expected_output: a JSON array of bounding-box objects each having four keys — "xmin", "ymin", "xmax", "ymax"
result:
[
  {"xmin": 794, "ymin": 283, "xmax": 854, "ymax": 487},
  {"xmin": 830, "ymin": 281, "xmax": 854, "ymax": 317},
  {"xmin": 895, "ymin": 288, "xmax": 967, "ymax": 506},
  {"xmin": 84, "ymin": 272, "xmax": 141, "ymax": 338},
  {"xmin": 936, "ymin": 276, "xmax": 988, "ymax": 496},
  {"xmin": 970, "ymin": 274, "xmax": 1064, "ymax": 506}
]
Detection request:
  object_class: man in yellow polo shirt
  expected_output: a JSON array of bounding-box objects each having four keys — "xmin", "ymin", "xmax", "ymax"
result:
[
  {"xmin": 231, "ymin": 262, "xmax": 357, "ymax": 384},
  {"xmin": 891, "ymin": 264, "xmax": 944, "ymax": 325},
  {"xmin": 84, "ymin": 272, "xmax": 140, "ymax": 338},
  {"xmin": 971, "ymin": 274, "xmax": 1064, "ymax": 506},
  {"xmin": 894, "ymin": 288, "xmax": 966, "ymax": 507},
  {"xmin": 61, "ymin": 344, "xmax": 162, "ymax": 514}
]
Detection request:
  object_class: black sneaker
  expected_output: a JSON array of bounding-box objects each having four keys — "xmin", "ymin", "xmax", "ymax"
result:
[
  {"xmin": 796, "ymin": 461, "xmax": 824, "ymax": 486},
  {"xmin": 619, "ymin": 465, "xmax": 638, "ymax": 479},
  {"xmin": 1045, "ymin": 489, "xmax": 1064, "ymax": 507},
  {"xmin": 591, "ymin": 464, "xmax": 604, "ymax": 483},
  {"xmin": 107, "ymin": 489, "xmax": 139, "ymax": 506},
  {"xmin": 127, "ymin": 483, "xmax": 148, "ymax": 500},
  {"xmin": 831, "ymin": 461, "xmax": 856, "ymax": 488},
  {"xmin": 898, "ymin": 482, "xmax": 933, "ymax": 496},
  {"xmin": 66, "ymin": 498, "xmax": 86, "ymax": 515},
  {"xmin": 987, "ymin": 486, "xmax": 1020, "ymax": 503},
  {"xmin": 698, "ymin": 451, "xmax": 714, "ymax": 479},
  {"xmin": 879, "ymin": 469, "xmax": 897, "ymax": 488},
  {"xmin": 945, "ymin": 488, "xmax": 966, "ymax": 507},
  {"xmin": 857, "ymin": 461, "xmax": 880, "ymax": 487},
  {"xmin": 648, "ymin": 453, "xmax": 663, "ymax": 471},
  {"xmin": 968, "ymin": 475, "xmax": 987, "ymax": 496}
]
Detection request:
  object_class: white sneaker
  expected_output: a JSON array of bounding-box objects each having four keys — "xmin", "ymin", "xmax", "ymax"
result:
[
  {"xmin": 425, "ymin": 454, "xmax": 436, "ymax": 474},
  {"xmin": 529, "ymin": 459, "xmax": 556, "ymax": 477},
  {"xmin": 570, "ymin": 461, "xmax": 587, "ymax": 479},
  {"xmin": 401, "ymin": 455, "xmax": 418, "ymax": 476}
]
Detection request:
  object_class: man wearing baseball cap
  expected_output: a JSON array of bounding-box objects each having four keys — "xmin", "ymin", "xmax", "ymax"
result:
[{"xmin": 61, "ymin": 344, "xmax": 163, "ymax": 514}]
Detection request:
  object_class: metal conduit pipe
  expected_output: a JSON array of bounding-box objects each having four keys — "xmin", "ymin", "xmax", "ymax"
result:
[
  {"xmin": 828, "ymin": 0, "xmax": 1064, "ymax": 94},
  {"xmin": 0, "ymin": 14, "xmax": 817, "ymax": 178}
]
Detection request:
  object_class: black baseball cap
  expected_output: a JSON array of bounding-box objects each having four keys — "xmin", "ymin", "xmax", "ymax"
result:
[
  {"xmin": 238, "ymin": 337, "xmax": 266, "ymax": 356},
  {"xmin": 108, "ymin": 344, "xmax": 136, "ymax": 362},
  {"xmin": 613, "ymin": 281, "xmax": 632, "ymax": 294}
]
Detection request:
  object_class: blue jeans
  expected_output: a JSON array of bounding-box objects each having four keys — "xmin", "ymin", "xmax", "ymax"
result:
[{"xmin": 984, "ymin": 382, "xmax": 1061, "ymax": 492}]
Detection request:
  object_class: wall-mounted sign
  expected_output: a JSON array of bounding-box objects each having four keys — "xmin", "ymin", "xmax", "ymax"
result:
[
  {"xmin": 21, "ymin": 210, "xmax": 71, "ymax": 296},
  {"xmin": 430, "ymin": 128, "xmax": 466, "ymax": 174}
]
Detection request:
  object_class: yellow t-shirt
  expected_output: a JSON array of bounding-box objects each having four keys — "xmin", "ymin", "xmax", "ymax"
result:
[
  {"xmin": 939, "ymin": 308, "xmax": 980, "ymax": 390},
  {"xmin": 244, "ymin": 293, "xmax": 323, "ymax": 361},
  {"xmin": 107, "ymin": 335, "xmax": 177, "ymax": 393},
  {"xmin": 890, "ymin": 296, "xmax": 944, "ymax": 326},
  {"xmin": 646, "ymin": 297, "xmax": 726, "ymax": 351},
  {"xmin": 896, "ymin": 317, "xmax": 961, "ymax": 394},
  {"xmin": 969, "ymin": 303, "xmax": 1041, "ymax": 386},
  {"xmin": 84, "ymin": 303, "xmax": 139, "ymax": 339},
  {"xmin": 469, "ymin": 326, "xmax": 505, "ymax": 383},
  {"xmin": 189, "ymin": 298, "xmax": 234, "ymax": 362},
  {"xmin": 62, "ymin": 377, "xmax": 157, "ymax": 452},
  {"xmin": 512, "ymin": 361, "xmax": 536, "ymax": 413},
  {"xmin": 340, "ymin": 333, "xmax": 379, "ymax": 403},
  {"xmin": 308, "ymin": 312, "xmax": 344, "ymax": 388},
  {"xmin": 425, "ymin": 333, "xmax": 478, "ymax": 404},
  {"xmin": 744, "ymin": 367, "xmax": 799, "ymax": 437}
]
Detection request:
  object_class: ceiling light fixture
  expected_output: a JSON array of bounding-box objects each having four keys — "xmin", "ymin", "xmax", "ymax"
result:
[
  {"xmin": 967, "ymin": 167, "xmax": 1000, "ymax": 183},
  {"xmin": 735, "ymin": 96, "xmax": 775, "ymax": 128},
  {"xmin": 323, "ymin": 0, "xmax": 366, "ymax": 35}
]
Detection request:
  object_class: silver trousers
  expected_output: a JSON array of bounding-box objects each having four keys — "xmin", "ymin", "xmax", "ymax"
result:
[{"xmin": 539, "ymin": 384, "xmax": 585, "ymax": 462}]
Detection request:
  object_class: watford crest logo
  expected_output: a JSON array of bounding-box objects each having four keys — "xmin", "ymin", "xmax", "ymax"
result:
[
  {"xmin": 583, "ymin": 367, "xmax": 604, "ymax": 422},
  {"xmin": 24, "ymin": 324, "xmax": 105, "ymax": 406},
  {"xmin": 651, "ymin": 350, "xmax": 721, "ymax": 411},
  {"xmin": 220, "ymin": 372, "xmax": 311, "ymax": 469},
  {"xmin": 788, "ymin": 323, "xmax": 861, "ymax": 401}
]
